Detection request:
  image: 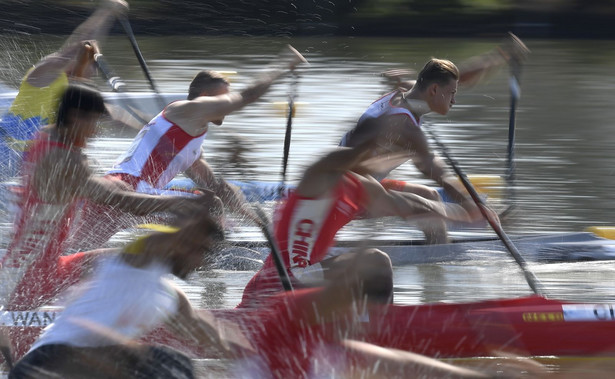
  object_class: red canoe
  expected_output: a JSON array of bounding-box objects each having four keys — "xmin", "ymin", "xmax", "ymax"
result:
[{"xmin": 3, "ymin": 295, "xmax": 615, "ymax": 367}]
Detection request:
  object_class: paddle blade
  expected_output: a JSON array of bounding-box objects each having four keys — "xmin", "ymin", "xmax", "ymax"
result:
[
  {"xmin": 585, "ymin": 226, "xmax": 615, "ymax": 240},
  {"xmin": 468, "ymin": 175, "xmax": 505, "ymax": 199},
  {"xmin": 272, "ymin": 101, "xmax": 307, "ymax": 117}
]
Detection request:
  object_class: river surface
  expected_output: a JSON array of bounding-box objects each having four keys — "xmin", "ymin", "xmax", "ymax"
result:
[{"xmin": 1, "ymin": 34, "xmax": 615, "ymax": 375}]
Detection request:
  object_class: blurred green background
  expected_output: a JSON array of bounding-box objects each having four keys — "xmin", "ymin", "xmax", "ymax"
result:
[{"xmin": 2, "ymin": 0, "xmax": 615, "ymax": 38}]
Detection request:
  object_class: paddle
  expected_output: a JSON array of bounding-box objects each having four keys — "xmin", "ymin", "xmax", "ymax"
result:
[
  {"xmin": 502, "ymin": 32, "xmax": 529, "ymax": 217},
  {"xmin": 93, "ymin": 52, "xmax": 126, "ymax": 93},
  {"xmin": 253, "ymin": 204, "xmax": 293, "ymax": 292},
  {"xmin": 499, "ymin": 69, "xmax": 521, "ymax": 219},
  {"xmin": 281, "ymin": 71, "xmax": 299, "ymax": 183},
  {"xmin": 425, "ymin": 127, "xmax": 545, "ymax": 295},
  {"xmin": 93, "ymin": 52, "xmax": 152, "ymax": 128},
  {"xmin": 118, "ymin": 16, "xmax": 165, "ymax": 109},
  {"xmin": 506, "ymin": 63, "xmax": 520, "ymax": 186}
]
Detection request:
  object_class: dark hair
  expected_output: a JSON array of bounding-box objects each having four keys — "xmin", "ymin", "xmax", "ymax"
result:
[
  {"xmin": 187, "ymin": 70, "xmax": 229, "ymax": 100},
  {"xmin": 202, "ymin": 215, "xmax": 225, "ymax": 243},
  {"xmin": 56, "ymin": 84, "xmax": 106, "ymax": 128},
  {"xmin": 415, "ymin": 58, "xmax": 459, "ymax": 91}
]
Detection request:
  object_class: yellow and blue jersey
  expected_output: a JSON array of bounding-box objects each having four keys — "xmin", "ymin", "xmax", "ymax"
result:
[{"xmin": 0, "ymin": 70, "xmax": 68, "ymax": 180}]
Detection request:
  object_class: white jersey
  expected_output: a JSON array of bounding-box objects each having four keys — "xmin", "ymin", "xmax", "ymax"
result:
[
  {"xmin": 339, "ymin": 91, "xmax": 422, "ymax": 180},
  {"xmin": 356, "ymin": 90, "xmax": 421, "ymax": 126},
  {"xmin": 31, "ymin": 257, "xmax": 179, "ymax": 349},
  {"xmin": 108, "ymin": 108, "xmax": 207, "ymax": 192},
  {"xmin": 339, "ymin": 91, "xmax": 421, "ymax": 147}
]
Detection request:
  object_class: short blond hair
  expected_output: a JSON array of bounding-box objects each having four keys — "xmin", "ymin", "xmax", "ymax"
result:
[{"xmin": 415, "ymin": 58, "xmax": 459, "ymax": 91}]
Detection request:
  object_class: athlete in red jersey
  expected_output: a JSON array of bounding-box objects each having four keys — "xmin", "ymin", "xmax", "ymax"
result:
[
  {"xmin": 238, "ymin": 139, "xmax": 491, "ymax": 308},
  {"xmin": 0, "ymin": 85, "xmax": 216, "ymax": 311}
]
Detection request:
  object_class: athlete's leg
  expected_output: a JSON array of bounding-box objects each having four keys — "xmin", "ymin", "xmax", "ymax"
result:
[{"xmin": 381, "ymin": 179, "xmax": 449, "ymax": 244}]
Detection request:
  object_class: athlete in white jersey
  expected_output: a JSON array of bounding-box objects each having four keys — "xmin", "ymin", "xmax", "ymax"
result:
[
  {"xmin": 9, "ymin": 212, "xmax": 246, "ymax": 378},
  {"xmin": 339, "ymin": 35, "xmax": 528, "ymax": 244},
  {"xmin": 340, "ymin": 90, "xmax": 422, "ymax": 181},
  {"xmin": 68, "ymin": 46, "xmax": 308, "ymax": 252},
  {"xmin": 340, "ymin": 58, "xmax": 503, "ymax": 244},
  {"xmin": 8, "ymin": 205, "xmax": 517, "ymax": 379},
  {"xmin": 107, "ymin": 110, "xmax": 208, "ymax": 192}
]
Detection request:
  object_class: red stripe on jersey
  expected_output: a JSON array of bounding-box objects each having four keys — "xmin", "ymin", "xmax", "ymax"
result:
[{"xmin": 139, "ymin": 124, "xmax": 199, "ymax": 187}]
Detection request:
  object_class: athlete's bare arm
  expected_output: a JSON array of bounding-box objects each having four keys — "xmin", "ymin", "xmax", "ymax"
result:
[
  {"xmin": 357, "ymin": 175, "xmax": 477, "ymax": 224},
  {"xmin": 25, "ymin": 43, "xmax": 87, "ymax": 88},
  {"xmin": 166, "ymin": 289, "xmax": 253, "ymax": 358},
  {"xmin": 165, "ymin": 45, "xmax": 307, "ymax": 134},
  {"xmin": 297, "ymin": 142, "xmax": 374, "ymax": 198},
  {"xmin": 26, "ymin": 0, "xmax": 128, "ymax": 87},
  {"xmin": 61, "ymin": 0, "xmax": 128, "ymax": 48},
  {"xmin": 382, "ymin": 33, "xmax": 529, "ymax": 92},
  {"xmin": 185, "ymin": 157, "xmax": 260, "ymax": 224},
  {"xmin": 384, "ymin": 120, "xmax": 468, "ymax": 205},
  {"xmin": 35, "ymin": 146, "xmax": 212, "ymax": 216}
]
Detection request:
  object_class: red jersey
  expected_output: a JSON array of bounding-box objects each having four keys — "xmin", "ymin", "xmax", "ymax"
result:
[
  {"xmin": 238, "ymin": 173, "xmax": 367, "ymax": 308},
  {"xmin": 246, "ymin": 287, "xmax": 354, "ymax": 378},
  {"xmin": 0, "ymin": 132, "xmax": 87, "ymax": 310}
]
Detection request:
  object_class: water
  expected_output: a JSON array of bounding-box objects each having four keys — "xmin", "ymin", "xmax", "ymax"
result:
[
  {"xmin": 1, "ymin": 34, "xmax": 615, "ymax": 375},
  {"xmin": 81, "ymin": 35, "xmax": 615, "ymax": 305}
]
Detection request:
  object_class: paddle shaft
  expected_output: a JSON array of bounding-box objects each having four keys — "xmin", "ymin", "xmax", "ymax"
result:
[
  {"xmin": 93, "ymin": 53, "xmax": 151, "ymax": 127},
  {"xmin": 426, "ymin": 128, "xmax": 544, "ymax": 295},
  {"xmin": 507, "ymin": 58, "xmax": 523, "ymax": 185},
  {"xmin": 281, "ymin": 72, "xmax": 299, "ymax": 182},
  {"xmin": 500, "ymin": 65, "xmax": 522, "ymax": 218},
  {"xmin": 506, "ymin": 75, "xmax": 519, "ymax": 183},
  {"xmin": 119, "ymin": 17, "xmax": 165, "ymax": 109},
  {"xmin": 93, "ymin": 53, "xmax": 126, "ymax": 92},
  {"xmin": 253, "ymin": 205, "xmax": 294, "ymax": 292}
]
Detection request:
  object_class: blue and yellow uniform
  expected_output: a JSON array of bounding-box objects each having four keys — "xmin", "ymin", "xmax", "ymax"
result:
[{"xmin": 0, "ymin": 70, "xmax": 68, "ymax": 180}]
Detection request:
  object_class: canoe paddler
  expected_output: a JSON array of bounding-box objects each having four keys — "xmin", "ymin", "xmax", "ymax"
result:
[
  {"xmin": 0, "ymin": 84, "xmax": 221, "ymax": 312},
  {"xmin": 8, "ymin": 212, "xmax": 238, "ymax": 379},
  {"xmin": 67, "ymin": 45, "xmax": 309, "ymax": 253},
  {"xmin": 0, "ymin": 0, "xmax": 130, "ymax": 182},
  {"xmin": 238, "ymin": 138, "xmax": 493, "ymax": 309},
  {"xmin": 339, "ymin": 33, "xmax": 529, "ymax": 244},
  {"xmin": 7, "ymin": 212, "xmax": 516, "ymax": 378}
]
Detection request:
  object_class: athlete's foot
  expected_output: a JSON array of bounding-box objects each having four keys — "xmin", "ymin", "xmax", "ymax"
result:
[
  {"xmin": 419, "ymin": 220, "xmax": 450, "ymax": 245},
  {"xmin": 423, "ymin": 233, "xmax": 450, "ymax": 245}
]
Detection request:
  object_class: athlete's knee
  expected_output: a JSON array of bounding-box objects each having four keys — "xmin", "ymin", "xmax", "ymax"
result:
[
  {"xmin": 356, "ymin": 248, "xmax": 392, "ymax": 271},
  {"xmin": 355, "ymin": 249, "xmax": 393, "ymax": 303},
  {"xmin": 422, "ymin": 186, "xmax": 442, "ymax": 201}
]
